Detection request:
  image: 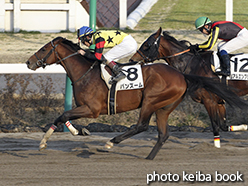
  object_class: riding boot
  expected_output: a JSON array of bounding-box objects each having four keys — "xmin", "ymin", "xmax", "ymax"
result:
[
  {"xmin": 109, "ymin": 64, "xmax": 126, "ymax": 84},
  {"xmin": 107, "ymin": 61, "xmax": 126, "ymax": 84},
  {"xmin": 216, "ymin": 54, "xmax": 230, "ymax": 76}
]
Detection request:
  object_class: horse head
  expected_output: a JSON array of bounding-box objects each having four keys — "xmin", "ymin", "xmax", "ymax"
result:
[
  {"xmin": 130, "ymin": 27, "xmax": 192, "ymax": 66},
  {"xmin": 26, "ymin": 37, "xmax": 67, "ymax": 70},
  {"xmin": 130, "ymin": 27, "xmax": 162, "ymax": 63},
  {"xmin": 26, "ymin": 37, "xmax": 99, "ymax": 85}
]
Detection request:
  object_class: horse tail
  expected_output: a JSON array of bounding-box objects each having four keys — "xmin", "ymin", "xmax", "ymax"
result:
[{"xmin": 183, "ymin": 74, "xmax": 247, "ymax": 109}]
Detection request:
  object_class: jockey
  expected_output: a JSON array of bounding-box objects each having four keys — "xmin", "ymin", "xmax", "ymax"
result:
[
  {"xmin": 77, "ymin": 26, "xmax": 137, "ymax": 84},
  {"xmin": 189, "ymin": 16, "xmax": 248, "ymax": 76}
]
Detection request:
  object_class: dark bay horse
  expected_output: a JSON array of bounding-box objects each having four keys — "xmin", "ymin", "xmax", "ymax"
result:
[
  {"xmin": 130, "ymin": 27, "xmax": 248, "ymax": 148},
  {"xmin": 26, "ymin": 37, "xmax": 246, "ymax": 159}
]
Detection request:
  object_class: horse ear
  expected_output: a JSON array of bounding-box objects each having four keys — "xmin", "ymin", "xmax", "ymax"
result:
[{"xmin": 156, "ymin": 27, "xmax": 162, "ymax": 37}]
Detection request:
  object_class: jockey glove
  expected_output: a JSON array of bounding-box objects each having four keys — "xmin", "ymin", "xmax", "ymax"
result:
[{"xmin": 188, "ymin": 44, "xmax": 199, "ymax": 53}]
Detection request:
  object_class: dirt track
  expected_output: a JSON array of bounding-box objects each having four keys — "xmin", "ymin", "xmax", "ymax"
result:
[{"xmin": 0, "ymin": 131, "xmax": 247, "ymax": 186}]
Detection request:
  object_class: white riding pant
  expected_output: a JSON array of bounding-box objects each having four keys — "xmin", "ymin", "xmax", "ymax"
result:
[
  {"xmin": 218, "ymin": 28, "xmax": 248, "ymax": 53},
  {"xmin": 103, "ymin": 35, "xmax": 137, "ymax": 62}
]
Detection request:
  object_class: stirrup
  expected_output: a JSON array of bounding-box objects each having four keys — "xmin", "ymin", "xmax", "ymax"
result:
[
  {"xmin": 109, "ymin": 71, "xmax": 126, "ymax": 84},
  {"xmin": 215, "ymin": 70, "xmax": 230, "ymax": 76}
]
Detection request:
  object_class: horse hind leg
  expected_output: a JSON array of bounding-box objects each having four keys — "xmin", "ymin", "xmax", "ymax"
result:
[
  {"xmin": 105, "ymin": 109, "xmax": 153, "ymax": 149},
  {"xmin": 145, "ymin": 107, "xmax": 171, "ymax": 160},
  {"xmin": 146, "ymin": 96, "xmax": 185, "ymax": 160},
  {"xmin": 202, "ymin": 99, "xmax": 223, "ymax": 148},
  {"xmin": 214, "ymin": 103, "xmax": 227, "ymax": 148}
]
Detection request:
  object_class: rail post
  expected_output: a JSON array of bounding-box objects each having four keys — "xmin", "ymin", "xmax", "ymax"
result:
[
  {"xmin": 89, "ymin": 0, "xmax": 97, "ymax": 32},
  {"xmin": 63, "ymin": 0, "xmax": 97, "ymax": 131},
  {"xmin": 63, "ymin": 76, "xmax": 73, "ymax": 132}
]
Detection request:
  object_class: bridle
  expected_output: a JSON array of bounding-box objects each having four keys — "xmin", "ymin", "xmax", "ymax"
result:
[
  {"xmin": 137, "ymin": 35, "xmax": 161, "ymax": 63},
  {"xmin": 34, "ymin": 41, "xmax": 59, "ymax": 68},
  {"xmin": 137, "ymin": 34, "xmax": 212, "ymax": 74},
  {"xmin": 34, "ymin": 40, "xmax": 79, "ymax": 68},
  {"xmin": 33, "ymin": 39, "xmax": 97, "ymax": 84},
  {"xmin": 137, "ymin": 35, "xmax": 190, "ymax": 63}
]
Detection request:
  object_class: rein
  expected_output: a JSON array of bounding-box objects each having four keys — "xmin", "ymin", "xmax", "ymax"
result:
[
  {"xmin": 56, "ymin": 52, "xmax": 79, "ymax": 63},
  {"xmin": 162, "ymin": 48, "xmax": 211, "ymax": 74},
  {"xmin": 72, "ymin": 60, "xmax": 98, "ymax": 85},
  {"xmin": 35, "ymin": 39, "xmax": 97, "ymax": 84},
  {"xmin": 159, "ymin": 49, "xmax": 190, "ymax": 59},
  {"xmin": 138, "ymin": 33, "xmax": 214, "ymax": 76},
  {"xmin": 137, "ymin": 34, "xmax": 196, "ymax": 73},
  {"xmin": 137, "ymin": 50, "xmax": 150, "ymax": 62},
  {"xmin": 161, "ymin": 49, "xmax": 194, "ymax": 73},
  {"xmin": 138, "ymin": 34, "xmax": 191, "ymax": 63}
]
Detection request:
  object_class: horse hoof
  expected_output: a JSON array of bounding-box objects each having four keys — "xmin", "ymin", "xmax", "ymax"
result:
[
  {"xmin": 105, "ymin": 141, "xmax": 114, "ymax": 149},
  {"xmin": 39, "ymin": 143, "xmax": 47, "ymax": 151},
  {"xmin": 82, "ymin": 128, "xmax": 91, "ymax": 136}
]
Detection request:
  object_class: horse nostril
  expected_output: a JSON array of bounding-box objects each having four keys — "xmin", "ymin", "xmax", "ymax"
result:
[{"xmin": 26, "ymin": 61, "xmax": 30, "ymax": 66}]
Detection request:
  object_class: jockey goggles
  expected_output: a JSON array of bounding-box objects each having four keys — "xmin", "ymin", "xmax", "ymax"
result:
[{"xmin": 80, "ymin": 35, "xmax": 92, "ymax": 43}]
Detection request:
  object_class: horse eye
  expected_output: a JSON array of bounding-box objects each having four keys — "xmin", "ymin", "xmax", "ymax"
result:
[{"xmin": 143, "ymin": 43, "xmax": 150, "ymax": 50}]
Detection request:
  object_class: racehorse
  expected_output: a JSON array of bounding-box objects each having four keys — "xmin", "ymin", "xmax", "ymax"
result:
[
  {"xmin": 26, "ymin": 37, "xmax": 246, "ymax": 160},
  {"xmin": 130, "ymin": 27, "xmax": 248, "ymax": 148}
]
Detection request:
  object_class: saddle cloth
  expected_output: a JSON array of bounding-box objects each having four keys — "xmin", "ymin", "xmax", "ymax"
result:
[
  {"xmin": 212, "ymin": 51, "xmax": 248, "ymax": 80},
  {"xmin": 100, "ymin": 64, "xmax": 144, "ymax": 115},
  {"xmin": 100, "ymin": 64, "xmax": 144, "ymax": 90}
]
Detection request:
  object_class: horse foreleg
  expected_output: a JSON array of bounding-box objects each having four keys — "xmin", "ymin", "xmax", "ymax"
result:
[
  {"xmin": 205, "ymin": 102, "xmax": 247, "ymax": 144},
  {"xmin": 39, "ymin": 124, "xmax": 57, "ymax": 150},
  {"xmin": 64, "ymin": 120, "xmax": 91, "ymax": 135},
  {"xmin": 64, "ymin": 121, "xmax": 79, "ymax": 135},
  {"xmin": 54, "ymin": 106, "xmax": 95, "ymax": 135},
  {"xmin": 229, "ymin": 125, "xmax": 248, "ymax": 131},
  {"xmin": 39, "ymin": 121, "xmax": 78, "ymax": 151},
  {"xmin": 39, "ymin": 105, "xmax": 94, "ymax": 150},
  {"xmin": 216, "ymin": 103, "xmax": 248, "ymax": 131},
  {"xmin": 146, "ymin": 108, "xmax": 170, "ymax": 160}
]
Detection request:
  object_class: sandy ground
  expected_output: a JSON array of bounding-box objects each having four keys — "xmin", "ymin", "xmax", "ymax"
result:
[{"xmin": 0, "ymin": 131, "xmax": 247, "ymax": 186}]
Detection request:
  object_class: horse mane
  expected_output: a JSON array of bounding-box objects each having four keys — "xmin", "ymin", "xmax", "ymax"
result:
[
  {"xmin": 54, "ymin": 37, "xmax": 98, "ymax": 65},
  {"xmin": 60, "ymin": 37, "xmax": 82, "ymax": 52},
  {"xmin": 162, "ymin": 31, "xmax": 191, "ymax": 49}
]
